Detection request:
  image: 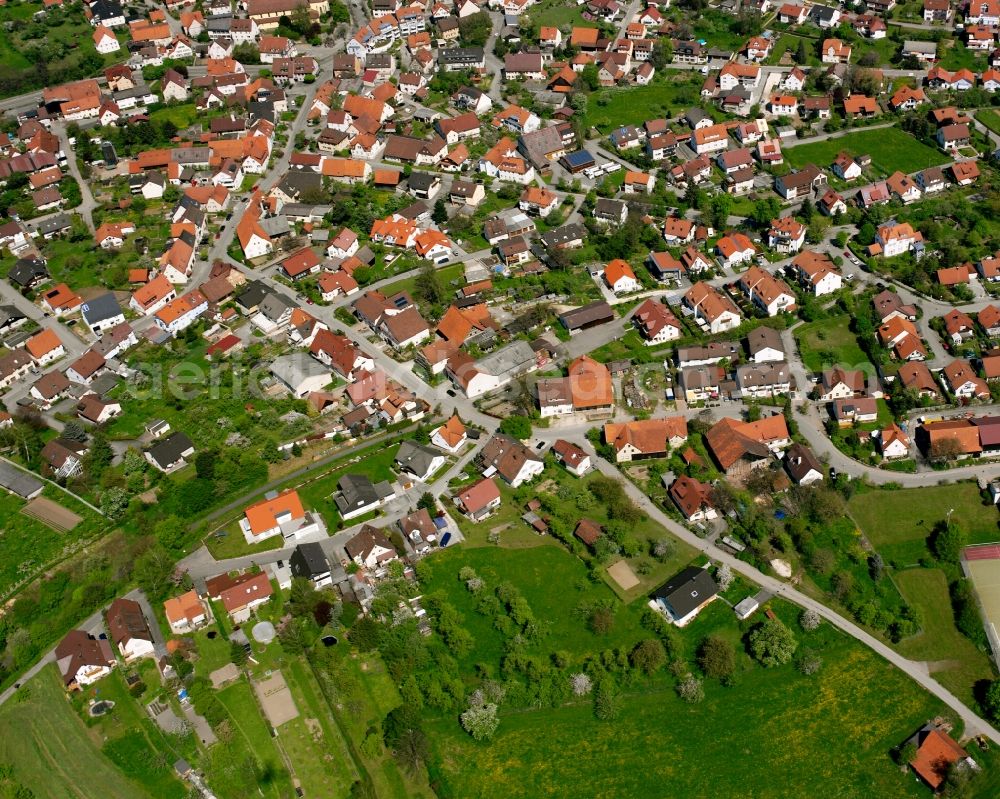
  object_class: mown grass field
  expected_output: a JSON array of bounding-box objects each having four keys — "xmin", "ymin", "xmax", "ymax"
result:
[
  {"xmin": 785, "ymin": 127, "xmax": 950, "ymax": 176},
  {"xmin": 527, "ymin": 0, "xmax": 590, "ymax": 29},
  {"xmin": 894, "ymin": 567, "xmax": 996, "ymax": 707},
  {"xmin": 849, "ymin": 483, "xmax": 1000, "ymax": 565},
  {"xmin": 976, "ymin": 109, "xmax": 1000, "ymax": 137},
  {"xmin": 585, "ymin": 74, "xmax": 704, "ymax": 132},
  {"xmin": 424, "ymin": 601, "xmax": 950, "ymax": 799},
  {"xmin": 793, "ymin": 314, "xmax": 871, "ymax": 372},
  {"xmin": 0, "ymin": 666, "xmax": 157, "ymax": 799}
]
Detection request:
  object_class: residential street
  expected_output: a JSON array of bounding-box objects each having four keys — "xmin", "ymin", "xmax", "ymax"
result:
[{"xmin": 5, "ymin": 8, "xmax": 1000, "ymax": 783}]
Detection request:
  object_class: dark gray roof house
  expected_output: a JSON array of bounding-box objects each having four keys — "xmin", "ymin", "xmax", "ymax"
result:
[
  {"xmin": 81, "ymin": 293, "xmax": 124, "ymax": 331},
  {"xmin": 333, "ymin": 474, "xmax": 394, "ymax": 518},
  {"xmin": 290, "ymin": 542, "xmax": 332, "ymax": 586},
  {"xmin": 594, "ymin": 197, "xmax": 628, "ymax": 225},
  {"xmin": 0, "ymin": 461, "xmax": 44, "ymax": 499},
  {"xmin": 652, "ymin": 567, "xmax": 719, "ymax": 624},
  {"xmin": 8, "ymin": 257, "xmax": 48, "ymax": 289},
  {"xmin": 540, "ymin": 222, "xmax": 586, "ymax": 250},
  {"xmin": 559, "ymin": 301, "xmax": 614, "ymax": 332},
  {"xmin": 0, "ymin": 304, "xmax": 26, "ymax": 331},
  {"xmin": 394, "ymin": 440, "xmax": 442, "ymax": 480},
  {"xmin": 145, "ymin": 432, "xmax": 195, "ymax": 472}
]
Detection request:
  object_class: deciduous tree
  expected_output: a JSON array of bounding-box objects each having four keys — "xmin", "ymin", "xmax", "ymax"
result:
[
  {"xmin": 748, "ymin": 618, "xmax": 797, "ymax": 667},
  {"xmin": 697, "ymin": 635, "xmax": 736, "ymax": 681}
]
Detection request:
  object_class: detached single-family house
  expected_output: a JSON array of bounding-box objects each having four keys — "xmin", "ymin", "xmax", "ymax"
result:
[
  {"xmin": 333, "ymin": 473, "xmax": 396, "ymax": 519},
  {"xmin": 652, "ymin": 567, "xmax": 719, "ymax": 626},
  {"xmin": 164, "ymin": 590, "xmax": 209, "ymax": 634},
  {"xmin": 345, "ymin": 524, "xmax": 399, "ymax": 570},
  {"xmin": 240, "ymin": 488, "xmax": 320, "ymax": 545},
  {"xmin": 55, "ymin": 630, "xmax": 116, "ymax": 689},
  {"xmin": 105, "ymin": 598, "xmax": 156, "ymax": 661},
  {"xmin": 454, "ymin": 476, "xmax": 502, "ymax": 521}
]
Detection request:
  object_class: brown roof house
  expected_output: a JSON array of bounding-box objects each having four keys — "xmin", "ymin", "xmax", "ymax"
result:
[
  {"xmin": 669, "ymin": 476, "xmax": 717, "ymax": 522},
  {"xmin": 705, "ymin": 415, "xmax": 791, "ymax": 480},
  {"xmin": 55, "ymin": 629, "xmax": 116, "ymax": 689},
  {"xmin": 784, "ymin": 442, "xmax": 823, "ymax": 485},
  {"xmin": 105, "ymin": 597, "xmax": 156, "ymax": 661},
  {"xmin": 479, "ymin": 434, "xmax": 544, "ymax": 487},
  {"xmin": 574, "ymin": 518, "xmax": 603, "ymax": 547},
  {"xmin": 552, "ymin": 439, "xmax": 591, "ymax": 477},
  {"xmin": 345, "ymin": 524, "xmax": 399, "ymax": 571},
  {"xmin": 217, "ymin": 571, "xmax": 274, "ymax": 623},
  {"xmin": 817, "ymin": 367, "xmax": 866, "ymax": 401}
]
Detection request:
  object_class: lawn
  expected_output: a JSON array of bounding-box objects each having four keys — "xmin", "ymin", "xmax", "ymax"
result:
[
  {"xmin": 423, "ymin": 600, "xmax": 951, "ymax": 799},
  {"xmin": 976, "ymin": 109, "xmax": 1000, "ymax": 137},
  {"xmin": 0, "ymin": 666, "xmax": 158, "ymax": 799},
  {"xmin": 313, "ymin": 649, "xmax": 436, "ymax": 799},
  {"xmin": 149, "ymin": 103, "xmax": 200, "ymax": 129},
  {"xmin": 936, "ymin": 39, "xmax": 987, "ymax": 72},
  {"xmin": 585, "ymin": 73, "xmax": 703, "ymax": 132},
  {"xmin": 0, "ymin": 487, "xmax": 102, "ymax": 599},
  {"xmin": 419, "ymin": 544, "xmax": 653, "ymax": 669},
  {"xmin": 784, "ymin": 126, "xmax": 950, "ymax": 176},
  {"xmin": 205, "ymin": 519, "xmax": 287, "ymax": 560},
  {"xmin": 849, "ymin": 483, "xmax": 1000, "ymax": 565},
  {"xmin": 765, "ymin": 33, "xmax": 821, "ymax": 67},
  {"xmin": 377, "ymin": 262, "xmax": 465, "ymax": 311},
  {"xmin": 529, "ymin": 0, "xmax": 589, "ymax": 28},
  {"xmin": 215, "ymin": 680, "xmax": 295, "ymax": 798},
  {"xmin": 894, "ymin": 567, "xmax": 996, "ymax": 708},
  {"xmin": 793, "ymin": 314, "xmax": 870, "ymax": 373}
]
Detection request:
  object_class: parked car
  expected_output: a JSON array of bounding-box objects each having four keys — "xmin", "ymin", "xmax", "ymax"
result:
[{"xmin": 440, "ymin": 532, "xmax": 452, "ymax": 547}]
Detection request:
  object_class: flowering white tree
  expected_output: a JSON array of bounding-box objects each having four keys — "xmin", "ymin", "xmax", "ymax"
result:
[
  {"xmin": 460, "ymin": 701, "xmax": 499, "ymax": 741},
  {"xmin": 800, "ymin": 608, "xmax": 821, "ymax": 632},
  {"xmin": 716, "ymin": 563, "xmax": 733, "ymax": 592},
  {"xmin": 677, "ymin": 674, "xmax": 704, "ymax": 704},
  {"xmin": 570, "ymin": 673, "xmax": 593, "ymax": 696}
]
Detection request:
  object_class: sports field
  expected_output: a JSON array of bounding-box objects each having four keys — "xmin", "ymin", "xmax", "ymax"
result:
[{"xmin": 964, "ymin": 544, "xmax": 1000, "ymax": 656}]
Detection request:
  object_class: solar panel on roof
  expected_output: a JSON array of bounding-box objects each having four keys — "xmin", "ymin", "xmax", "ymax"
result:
[{"xmin": 563, "ymin": 150, "xmax": 594, "ymax": 167}]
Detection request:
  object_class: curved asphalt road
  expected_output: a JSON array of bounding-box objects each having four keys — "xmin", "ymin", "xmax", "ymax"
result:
[{"xmin": 583, "ymin": 440, "xmax": 1000, "ymax": 743}]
